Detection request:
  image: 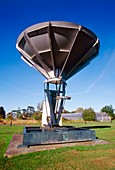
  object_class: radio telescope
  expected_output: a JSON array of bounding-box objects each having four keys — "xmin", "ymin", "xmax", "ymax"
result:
[{"xmin": 16, "ymin": 21, "xmax": 100, "ymax": 146}]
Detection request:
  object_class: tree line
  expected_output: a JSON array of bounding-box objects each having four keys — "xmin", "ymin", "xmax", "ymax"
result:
[
  {"xmin": 0, "ymin": 103, "xmax": 43, "ymax": 121},
  {"xmin": 0, "ymin": 103, "xmax": 115, "ymax": 122}
]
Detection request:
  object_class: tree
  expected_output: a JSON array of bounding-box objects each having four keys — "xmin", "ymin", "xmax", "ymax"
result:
[
  {"xmin": 7, "ymin": 112, "xmax": 13, "ymax": 120},
  {"xmin": 16, "ymin": 107, "xmax": 21, "ymax": 118},
  {"xmin": 71, "ymin": 107, "xmax": 84, "ymax": 113},
  {"xmin": 82, "ymin": 107, "xmax": 96, "ymax": 123},
  {"xmin": 37, "ymin": 101, "xmax": 43, "ymax": 112},
  {"xmin": 19, "ymin": 113, "xmax": 28, "ymax": 120},
  {"xmin": 101, "ymin": 105, "xmax": 115, "ymax": 122},
  {"xmin": 33, "ymin": 111, "xmax": 42, "ymax": 121},
  {"xmin": 27, "ymin": 106, "xmax": 35, "ymax": 117},
  {"xmin": 0, "ymin": 107, "xmax": 6, "ymax": 119},
  {"xmin": 76, "ymin": 107, "xmax": 84, "ymax": 113},
  {"xmin": 21, "ymin": 109, "xmax": 27, "ymax": 114},
  {"xmin": 62, "ymin": 109, "xmax": 70, "ymax": 113}
]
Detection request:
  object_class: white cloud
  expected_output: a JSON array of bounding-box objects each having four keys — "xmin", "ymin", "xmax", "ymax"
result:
[
  {"xmin": 68, "ymin": 49, "xmax": 115, "ymax": 95},
  {"xmin": 86, "ymin": 49, "xmax": 115, "ymax": 93}
]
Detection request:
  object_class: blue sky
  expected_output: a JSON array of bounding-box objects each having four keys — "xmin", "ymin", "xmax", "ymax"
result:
[{"xmin": 0, "ymin": 0, "xmax": 115, "ymax": 113}]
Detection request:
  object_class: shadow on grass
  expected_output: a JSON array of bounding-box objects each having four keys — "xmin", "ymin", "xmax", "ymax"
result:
[{"xmin": 81, "ymin": 125, "xmax": 111, "ymax": 129}]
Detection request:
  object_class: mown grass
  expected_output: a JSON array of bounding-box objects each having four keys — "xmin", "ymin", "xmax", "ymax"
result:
[{"xmin": 0, "ymin": 121, "xmax": 115, "ymax": 170}]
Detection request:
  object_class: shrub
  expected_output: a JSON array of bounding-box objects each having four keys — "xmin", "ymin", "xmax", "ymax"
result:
[
  {"xmin": 33, "ymin": 111, "xmax": 42, "ymax": 120},
  {"xmin": 82, "ymin": 107, "xmax": 96, "ymax": 122}
]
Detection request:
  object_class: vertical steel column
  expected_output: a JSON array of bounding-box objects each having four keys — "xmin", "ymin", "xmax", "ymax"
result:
[
  {"xmin": 44, "ymin": 80, "xmax": 67, "ymax": 127},
  {"xmin": 57, "ymin": 81, "xmax": 66, "ymax": 124},
  {"xmin": 44, "ymin": 82, "xmax": 57, "ymax": 126}
]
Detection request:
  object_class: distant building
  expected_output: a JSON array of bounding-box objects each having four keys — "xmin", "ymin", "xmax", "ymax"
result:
[
  {"xmin": 62, "ymin": 113, "xmax": 82, "ymax": 120},
  {"xmin": 96, "ymin": 112, "xmax": 111, "ymax": 122},
  {"xmin": 62, "ymin": 112, "xmax": 111, "ymax": 122}
]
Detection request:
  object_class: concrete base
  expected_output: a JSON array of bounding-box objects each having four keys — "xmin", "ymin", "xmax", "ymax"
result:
[{"xmin": 23, "ymin": 126, "xmax": 96, "ymax": 147}]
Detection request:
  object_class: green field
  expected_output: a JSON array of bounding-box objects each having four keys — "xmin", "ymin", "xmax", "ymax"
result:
[{"xmin": 0, "ymin": 121, "xmax": 115, "ymax": 170}]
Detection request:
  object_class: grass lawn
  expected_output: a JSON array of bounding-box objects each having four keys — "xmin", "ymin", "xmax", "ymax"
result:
[{"xmin": 0, "ymin": 121, "xmax": 115, "ymax": 170}]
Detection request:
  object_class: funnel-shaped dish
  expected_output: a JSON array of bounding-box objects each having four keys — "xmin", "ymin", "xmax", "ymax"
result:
[{"xmin": 16, "ymin": 21, "xmax": 99, "ymax": 81}]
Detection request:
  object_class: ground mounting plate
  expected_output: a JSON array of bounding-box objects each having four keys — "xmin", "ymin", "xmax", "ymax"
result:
[{"xmin": 23, "ymin": 126, "xmax": 96, "ymax": 147}]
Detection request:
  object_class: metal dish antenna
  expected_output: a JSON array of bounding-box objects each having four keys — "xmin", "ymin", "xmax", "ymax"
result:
[{"xmin": 16, "ymin": 21, "xmax": 100, "ymax": 127}]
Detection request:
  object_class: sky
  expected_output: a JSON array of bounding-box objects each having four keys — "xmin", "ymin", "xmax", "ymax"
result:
[{"xmin": 0, "ymin": 0, "xmax": 115, "ymax": 113}]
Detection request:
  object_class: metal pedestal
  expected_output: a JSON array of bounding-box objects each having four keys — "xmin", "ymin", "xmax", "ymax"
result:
[{"xmin": 23, "ymin": 126, "xmax": 96, "ymax": 147}]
